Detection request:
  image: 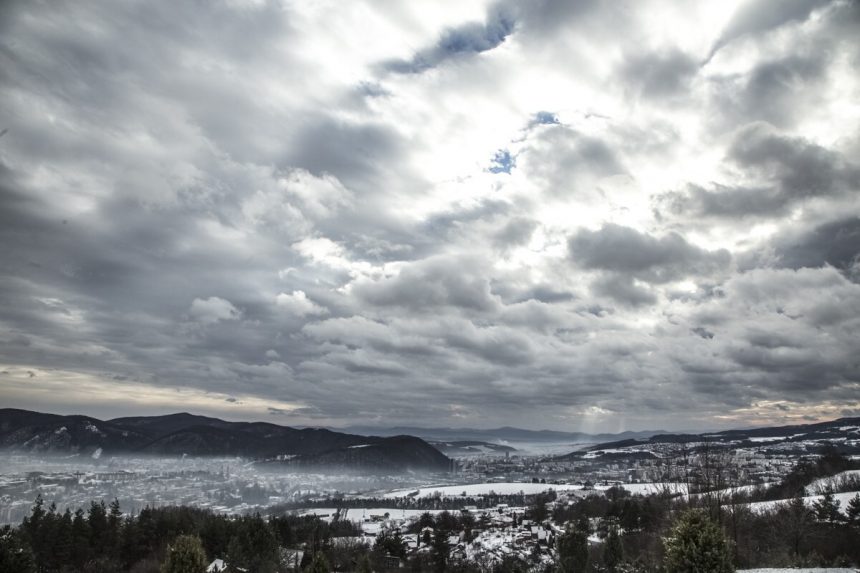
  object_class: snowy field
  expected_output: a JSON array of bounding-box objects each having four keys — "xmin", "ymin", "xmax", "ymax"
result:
[
  {"xmin": 296, "ymin": 507, "xmax": 450, "ymax": 522},
  {"xmin": 806, "ymin": 470, "xmax": 860, "ymax": 494},
  {"xmin": 737, "ymin": 569, "xmax": 858, "ymax": 573},
  {"xmin": 748, "ymin": 491, "xmax": 860, "ymax": 515},
  {"xmin": 379, "ymin": 481, "xmax": 687, "ymax": 499}
]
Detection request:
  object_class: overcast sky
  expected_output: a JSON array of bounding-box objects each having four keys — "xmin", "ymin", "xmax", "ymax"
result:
[{"xmin": 1, "ymin": 0, "xmax": 859, "ymax": 432}]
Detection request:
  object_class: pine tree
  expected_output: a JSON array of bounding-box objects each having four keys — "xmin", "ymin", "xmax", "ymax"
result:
[
  {"xmin": 357, "ymin": 554, "xmax": 373, "ymax": 573},
  {"xmin": 161, "ymin": 534, "xmax": 207, "ymax": 573},
  {"xmin": 226, "ymin": 515, "xmax": 279, "ymax": 573},
  {"xmin": 0, "ymin": 525, "xmax": 36, "ymax": 573},
  {"xmin": 71, "ymin": 508, "xmax": 91, "ymax": 570},
  {"xmin": 663, "ymin": 510, "xmax": 733, "ymax": 573},
  {"xmin": 431, "ymin": 529, "xmax": 449, "ymax": 573},
  {"xmin": 603, "ymin": 525, "xmax": 623, "ymax": 573},
  {"xmin": 556, "ymin": 524, "xmax": 588, "ymax": 573},
  {"xmin": 784, "ymin": 493, "xmax": 813, "ymax": 559},
  {"xmin": 88, "ymin": 500, "xmax": 108, "ymax": 557},
  {"xmin": 20, "ymin": 495, "xmax": 45, "ymax": 568},
  {"xmin": 846, "ymin": 493, "xmax": 860, "ymax": 526},
  {"xmin": 812, "ymin": 487, "xmax": 841, "ymax": 523},
  {"xmin": 107, "ymin": 497, "xmax": 123, "ymax": 559},
  {"xmin": 309, "ymin": 552, "xmax": 331, "ymax": 573},
  {"xmin": 51, "ymin": 508, "xmax": 73, "ymax": 571}
]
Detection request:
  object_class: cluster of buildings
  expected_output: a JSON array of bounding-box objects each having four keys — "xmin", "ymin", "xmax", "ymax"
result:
[{"xmin": 0, "ymin": 454, "xmax": 426, "ymax": 525}]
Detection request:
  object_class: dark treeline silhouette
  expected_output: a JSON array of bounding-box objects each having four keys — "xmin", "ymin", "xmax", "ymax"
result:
[
  {"xmin": 0, "ymin": 498, "xmax": 361, "ymax": 572},
  {"xmin": 269, "ymin": 491, "xmax": 555, "ymax": 514}
]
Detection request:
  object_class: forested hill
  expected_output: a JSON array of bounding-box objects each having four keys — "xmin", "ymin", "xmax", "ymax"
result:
[
  {"xmin": 0, "ymin": 409, "xmax": 452, "ymax": 473},
  {"xmin": 558, "ymin": 416, "xmax": 860, "ymax": 460}
]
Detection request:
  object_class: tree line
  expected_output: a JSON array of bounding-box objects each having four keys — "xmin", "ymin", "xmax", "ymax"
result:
[{"xmin": 1, "ymin": 448, "xmax": 859, "ymax": 572}]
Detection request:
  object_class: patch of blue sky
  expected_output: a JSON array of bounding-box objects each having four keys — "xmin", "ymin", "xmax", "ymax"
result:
[{"xmin": 489, "ymin": 149, "xmax": 515, "ymax": 174}]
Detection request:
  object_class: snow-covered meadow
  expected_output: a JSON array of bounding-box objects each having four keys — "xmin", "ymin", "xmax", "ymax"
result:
[{"xmin": 378, "ymin": 481, "xmax": 688, "ymax": 499}]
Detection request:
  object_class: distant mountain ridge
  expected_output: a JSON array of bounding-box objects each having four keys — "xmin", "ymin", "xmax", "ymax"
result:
[
  {"xmin": 337, "ymin": 424, "xmax": 670, "ymax": 444},
  {"xmin": 0, "ymin": 409, "xmax": 451, "ymax": 473},
  {"xmin": 558, "ymin": 416, "xmax": 860, "ymax": 460}
]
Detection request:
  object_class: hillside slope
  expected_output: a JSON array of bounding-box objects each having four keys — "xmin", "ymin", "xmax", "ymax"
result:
[{"xmin": 0, "ymin": 408, "xmax": 451, "ymax": 472}]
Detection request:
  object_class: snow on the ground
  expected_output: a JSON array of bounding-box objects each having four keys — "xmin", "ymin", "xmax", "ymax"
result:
[
  {"xmin": 613, "ymin": 482, "xmax": 687, "ymax": 495},
  {"xmin": 806, "ymin": 470, "xmax": 860, "ymax": 494},
  {"xmin": 340, "ymin": 508, "xmax": 447, "ymax": 521},
  {"xmin": 295, "ymin": 508, "xmax": 338, "ymax": 522},
  {"xmin": 381, "ymin": 482, "xmax": 583, "ymax": 498},
  {"xmin": 737, "ymin": 569, "xmax": 858, "ymax": 573},
  {"xmin": 748, "ymin": 491, "xmax": 860, "ymax": 515},
  {"xmin": 296, "ymin": 507, "xmax": 450, "ymax": 522},
  {"xmin": 379, "ymin": 481, "xmax": 687, "ymax": 499},
  {"xmin": 688, "ymin": 483, "xmax": 765, "ymax": 500}
]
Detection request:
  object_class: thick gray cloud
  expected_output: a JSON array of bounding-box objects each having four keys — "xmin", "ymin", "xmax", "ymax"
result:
[
  {"xmin": 657, "ymin": 123, "xmax": 859, "ymax": 220},
  {"xmin": 617, "ymin": 48, "xmax": 699, "ymax": 100},
  {"xmin": 729, "ymin": 123, "xmax": 859, "ymax": 201},
  {"xmin": 709, "ymin": 54, "xmax": 827, "ymax": 129},
  {"xmin": 738, "ymin": 217, "xmax": 860, "ymax": 275},
  {"xmin": 569, "ymin": 224, "xmax": 731, "ymax": 284},
  {"xmin": 706, "ymin": 0, "xmax": 833, "ymax": 61},
  {"xmin": 0, "ymin": 0, "xmax": 858, "ymax": 431},
  {"xmin": 354, "ymin": 256, "xmax": 501, "ymax": 313}
]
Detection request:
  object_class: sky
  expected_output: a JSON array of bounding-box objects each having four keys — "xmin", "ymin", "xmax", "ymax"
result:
[{"xmin": 1, "ymin": 0, "xmax": 859, "ymax": 433}]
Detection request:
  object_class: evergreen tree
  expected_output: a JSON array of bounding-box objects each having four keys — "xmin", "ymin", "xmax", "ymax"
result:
[
  {"xmin": 226, "ymin": 515, "xmax": 279, "ymax": 573},
  {"xmin": 107, "ymin": 498, "xmax": 123, "ymax": 559},
  {"xmin": 376, "ymin": 530, "xmax": 407, "ymax": 559},
  {"xmin": 663, "ymin": 510, "xmax": 733, "ymax": 573},
  {"xmin": 309, "ymin": 551, "xmax": 331, "ymax": 573},
  {"xmin": 51, "ymin": 508, "xmax": 73, "ymax": 571},
  {"xmin": 846, "ymin": 493, "xmax": 860, "ymax": 526},
  {"xmin": 161, "ymin": 534, "xmax": 207, "ymax": 573},
  {"xmin": 357, "ymin": 553, "xmax": 373, "ymax": 573},
  {"xmin": 88, "ymin": 500, "xmax": 108, "ymax": 558},
  {"xmin": 812, "ymin": 487, "xmax": 841, "ymax": 523},
  {"xmin": 0, "ymin": 525, "xmax": 36, "ymax": 573},
  {"xmin": 602, "ymin": 525, "xmax": 623, "ymax": 573},
  {"xmin": 72, "ymin": 508, "xmax": 91, "ymax": 570},
  {"xmin": 556, "ymin": 524, "xmax": 588, "ymax": 573},
  {"xmin": 268, "ymin": 515, "xmax": 293, "ymax": 547},
  {"xmin": 431, "ymin": 528, "xmax": 450, "ymax": 573},
  {"xmin": 783, "ymin": 493, "xmax": 813, "ymax": 560},
  {"xmin": 21, "ymin": 495, "xmax": 45, "ymax": 570}
]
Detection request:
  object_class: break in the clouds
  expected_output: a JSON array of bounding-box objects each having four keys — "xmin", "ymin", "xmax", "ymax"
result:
[{"xmin": 1, "ymin": 0, "xmax": 859, "ymax": 432}]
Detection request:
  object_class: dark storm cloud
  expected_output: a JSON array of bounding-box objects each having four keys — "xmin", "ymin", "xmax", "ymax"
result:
[
  {"xmin": 770, "ymin": 217, "xmax": 860, "ymax": 272},
  {"xmin": 568, "ymin": 224, "xmax": 731, "ymax": 284}
]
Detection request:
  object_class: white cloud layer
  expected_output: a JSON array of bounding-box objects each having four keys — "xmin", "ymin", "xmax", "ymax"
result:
[{"xmin": 0, "ymin": 0, "xmax": 858, "ymax": 430}]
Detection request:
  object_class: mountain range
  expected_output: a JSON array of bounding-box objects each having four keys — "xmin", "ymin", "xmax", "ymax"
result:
[
  {"xmin": 559, "ymin": 416, "xmax": 860, "ymax": 460},
  {"xmin": 0, "ymin": 409, "xmax": 451, "ymax": 473},
  {"xmin": 337, "ymin": 424, "xmax": 669, "ymax": 444}
]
